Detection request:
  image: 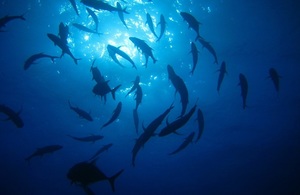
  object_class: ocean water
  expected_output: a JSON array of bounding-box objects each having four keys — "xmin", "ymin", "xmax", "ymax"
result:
[{"xmin": 0, "ymin": 0, "xmax": 300, "ymax": 194}]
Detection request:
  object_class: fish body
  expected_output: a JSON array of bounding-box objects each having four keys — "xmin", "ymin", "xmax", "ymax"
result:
[
  {"xmin": 101, "ymin": 102, "xmax": 122, "ymax": 129},
  {"xmin": 107, "ymin": 44, "xmax": 136, "ymax": 69},
  {"xmin": 68, "ymin": 101, "xmax": 93, "ymax": 121},
  {"xmin": 89, "ymin": 143, "xmax": 113, "ymax": 160},
  {"xmin": 190, "ymin": 42, "xmax": 199, "ymax": 75},
  {"xmin": 81, "ymin": 0, "xmax": 128, "ymax": 13},
  {"xmin": 72, "ymin": 23, "xmax": 101, "ymax": 35},
  {"xmin": 217, "ymin": 61, "xmax": 227, "ymax": 93},
  {"xmin": 0, "ymin": 104, "xmax": 23, "ymax": 128},
  {"xmin": 146, "ymin": 13, "xmax": 157, "ymax": 38},
  {"xmin": 0, "ymin": 14, "xmax": 25, "ymax": 31},
  {"xmin": 129, "ymin": 37, "xmax": 157, "ymax": 67},
  {"xmin": 169, "ymin": 132, "xmax": 195, "ymax": 155},
  {"xmin": 126, "ymin": 76, "xmax": 140, "ymax": 97},
  {"xmin": 25, "ymin": 145, "xmax": 63, "ymax": 161},
  {"xmin": 269, "ymin": 68, "xmax": 281, "ymax": 92},
  {"xmin": 133, "ymin": 109, "xmax": 139, "ymax": 134},
  {"xmin": 180, "ymin": 12, "xmax": 201, "ymax": 40},
  {"xmin": 68, "ymin": 135, "xmax": 104, "ymax": 143},
  {"xmin": 238, "ymin": 73, "xmax": 248, "ymax": 109},
  {"xmin": 69, "ymin": 0, "xmax": 79, "ymax": 15},
  {"xmin": 167, "ymin": 65, "xmax": 189, "ymax": 117},
  {"xmin": 24, "ymin": 52, "xmax": 59, "ymax": 70},
  {"xmin": 58, "ymin": 22, "xmax": 69, "ymax": 45},
  {"xmin": 195, "ymin": 108, "xmax": 204, "ymax": 142},
  {"xmin": 117, "ymin": 2, "xmax": 128, "ymax": 29},
  {"xmin": 86, "ymin": 7, "xmax": 99, "ymax": 32},
  {"xmin": 198, "ymin": 37, "xmax": 218, "ymax": 64},
  {"xmin": 156, "ymin": 14, "xmax": 166, "ymax": 42}
]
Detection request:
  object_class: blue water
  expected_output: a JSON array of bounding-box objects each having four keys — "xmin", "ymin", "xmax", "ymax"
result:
[{"xmin": 1, "ymin": 0, "xmax": 300, "ymax": 194}]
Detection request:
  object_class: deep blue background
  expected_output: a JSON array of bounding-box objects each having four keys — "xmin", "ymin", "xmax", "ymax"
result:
[{"xmin": 1, "ymin": 0, "xmax": 300, "ymax": 194}]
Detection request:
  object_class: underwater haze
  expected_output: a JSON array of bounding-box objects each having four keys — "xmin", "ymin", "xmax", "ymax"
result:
[{"xmin": 1, "ymin": 0, "xmax": 300, "ymax": 194}]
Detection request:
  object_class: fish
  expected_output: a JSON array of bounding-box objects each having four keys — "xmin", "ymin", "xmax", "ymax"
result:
[
  {"xmin": 89, "ymin": 143, "xmax": 113, "ymax": 160},
  {"xmin": 92, "ymin": 81, "xmax": 121, "ymax": 103},
  {"xmin": 158, "ymin": 102, "xmax": 197, "ymax": 137},
  {"xmin": 156, "ymin": 14, "xmax": 166, "ymax": 42},
  {"xmin": 167, "ymin": 65, "xmax": 189, "ymax": 117},
  {"xmin": 132, "ymin": 103, "xmax": 173, "ymax": 166},
  {"xmin": 90, "ymin": 59, "xmax": 104, "ymax": 83},
  {"xmin": 198, "ymin": 37, "xmax": 218, "ymax": 64},
  {"xmin": 117, "ymin": 2, "xmax": 128, "ymax": 29},
  {"xmin": 58, "ymin": 22, "xmax": 69, "ymax": 45},
  {"xmin": 125, "ymin": 76, "xmax": 140, "ymax": 97},
  {"xmin": 129, "ymin": 37, "xmax": 157, "ymax": 67},
  {"xmin": 101, "ymin": 102, "xmax": 122, "ymax": 129},
  {"xmin": 0, "ymin": 14, "xmax": 26, "ymax": 31},
  {"xmin": 107, "ymin": 44, "xmax": 136, "ymax": 69},
  {"xmin": 72, "ymin": 23, "xmax": 101, "ymax": 35},
  {"xmin": 195, "ymin": 108, "xmax": 204, "ymax": 142},
  {"xmin": 67, "ymin": 159, "xmax": 124, "ymax": 192},
  {"xmin": 190, "ymin": 42, "xmax": 199, "ymax": 75},
  {"xmin": 68, "ymin": 100, "xmax": 93, "ymax": 121},
  {"xmin": 69, "ymin": 0, "xmax": 79, "ymax": 16},
  {"xmin": 47, "ymin": 33, "xmax": 80, "ymax": 64},
  {"xmin": 145, "ymin": 13, "xmax": 158, "ymax": 38},
  {"xmin": 180, "ymin": 12, "xmax": 201, "ymax": 40},
  {"xmin": 0, "ymin": 104, "xmax": 24, "ymax": 128},
  {"xmin": 134, "ymin": 85, "xmax": 143, "ymax": 110},
  {"xmin": 24, "ymin": 52, "xmax": 59, "ymax": 70},
  {"xmin": 86, "ymin": 7, "xmax": 99, "ymax": 32},
  {"xmin": 268, "ymin": 68, "xmax": 281, "ymax": 92},
  {"xmin": 169, "ymin": 132, "xmax": 195, "ymax": 155},
  {"xmin": 133, "ymin": 109, "xmax": 139, "ymax": 134},
  {"xmin": 81, "ymin": 0, "xmax": 128, "ymax": 13},
  {"xmin": 217, "ymin": 61, "xmax": 227, "ymax": 93},
  {"xmin": 238, "ymin": 73, "xmax": 248, "ymax": 109},
  {"xmin": 68, "ymin": 134, "xmax": 104, "ymax": 143},
  {"xmin": 25, "ymin": 145, "xmax": 63, "ymax": 162}
]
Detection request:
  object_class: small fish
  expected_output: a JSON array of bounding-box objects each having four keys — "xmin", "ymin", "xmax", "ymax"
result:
[
  {"xmin": 0, "ymin": 14, "xmax": 26, "ymax": 31},
  {"xmin": 68, "ymin": 100, "xmax": 93, "ymax": 122},
  {"xmin": 190, "ymin": 42, "xmax": 199, "ymax": 75},
  {"xmin": 107, "ymin": 44, "xmax": 136, "ymax": 69},
  {"xmin": 101, "ymin": 102, "xmax": 122, "ymax": 129},
  {"xmin": 25, "ymin": 145, "xmax": 63, "ymax": 162},
  {"xmin": 125, "ymin": 76, "xmax": 140, "ymax": 97},
  {"xmin": 72, "ymin": 23, "xmax": 101, "ymax": 35},
  {"xmin": 24, "ymin": 52, "xmax": 59, "ymax": 70},
  {"xmin": 268, "ymin": 68, "xmax": 281, "ymax": 93},
  {"xmin": 86, "ymin": 7, "xmax": 99, "ymax": 32},
  {"xmin": 217, "ymin": 61, "xmax": 227, "ymax": 93},
  {"xmin": 238, "ymin": 73, "xmax": 248, "ymax": 109},
  {"xmin": 90, "ymin": 59, "xmax": 103, "ymax": 83},
  {"xmin": 134, "ymin": 85, "xmax": 143, "ymax": 110},
  {"xmin": 89, "ymin": 143, "xmax": 113, "ymax": 160},
  {"xmin": 0, "ymin": 104, "xmax": 23, "ymax": 128},
  {"xmin": 69, "ymin": 0, "xmax": 79, "ymax": 16},
  {"xmin": 146, "ymin": 13, "xmax": 157, "ymax": 38},
  {"xmin": 133, "ymin": 109, "xmax": 139, "ymax": 134},
  {"xmin": 68, "ymin": 134, "xmax": 104, "ymax": 143},
  {"xmin": 195, "ymin": 108, "xmax": 204, "ymax": 142},
  {"xmin": 156, "ymin": 14, "xmax": 166, "ymax": 42},
  {"xmin": 180, "ymin": 12, "xmax": 201, "ymax": 40},
  {"xmin": 169, "ymin": 132, "xmax": 195, "ymax": 155},
  {"xmin": 81, "ymin": 0, "xmax": 128, "ymax": 13},
  {"xmin": 198, "ymin": 37, "xmax": 218, "ymax": 64},
  {"xmin": 117, "ymin": 2, "xmax": 128, "ymax": 29}
]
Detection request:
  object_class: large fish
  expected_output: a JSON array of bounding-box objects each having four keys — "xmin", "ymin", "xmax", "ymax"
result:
[
  {"xmin": 68, "ymin": 100, "xmax": 93, "ymax": 121},
  {"xmin": 167, "ymin": 65, "xmax": 189, "ymax": 117},
  {"xmin": 25, "ymin": 145, "xmax": 63, "ymax": 162},
  {"xmin": 81, "ymin": 0, "xmax": 128, "ymax": 13},
  {"xmin": 190, "ymin": 42, "xmax": 199, "ymax": 75},
  {"xmin": 107, "ymin": 44, "xmax": 136, "ymax": 69},
  {"xmin": 129, "ymin": 37, "xmax": 157, "ymax": 67},
  {"xmin": 145, "ymin": 13, "xmax": 157, "ymax": 38},
  {"xmin": 93, "ymin": 81, "xmax": 121, "ymax": 103},
  {"xmin": 217, "ymin": 61, "xmax": 227, "ymax": 93},
  {"xmin": 69, "ymin": 0, "xmax": 79, "ymax": 16},
  {"xmin": 72, "ymin": 23, "xmax": 101, "ymax": 35},
  {"xmin": 238, "ymin": 73, "xmax": 248, "ymax": 109},
  {"xmin": 117, "ymin": 2, "xmax": 128, "ymax": 29},
  {"xmin": 90, "ymin": 59, "xmax": 103, "ymax": 83},
  {"xmin": 47, "ymin": 33, "xmax": 80, "ymax": 64},
  {"xmin": 86, "ymin": 7, "xmax": 99, "ymax": 32},
  {"xmin": 169, "ymin": 132, "xmax": 195, "ymax": 155},
  {"xmin": 158, "ymin": 103, "xmax": 197, "ymax": 137},
  {"xmin": 67, "ymin": 159, "xmax": 124, "ymax": 192},
  {"xmin": 156, "ymin": 14, "xmax": 166, "ymax": 42},
  {"xmin": 195, "ymin": 108, "xmax": 204, "ymax": 142},
  {"xmin": 268, "ymin": 68, "xmax": 281, "ymax": 93},
  {"xmin": 68, "ymin": 134, "xmax": 104, "ymax": 143},
  {"xmin": 0, "ymin": 14, "xmax": 26, "ymax": 31},
  {"xmin": 132, "ymin": 103, "xmax": 173, "ymax": 166},
  {"xmin": 0, "ymin": 104, "xmax": 23, "ymax": 128},
  {"xmin": 24, "ymin": 52, "xmax": 59, "ymax": 70},
  {"xmin": 101, "ymin": 102, "xmax": 122, "ymax": 129},
  {"xmin": 198, "ymin": 37, "xmax": 218, "ymax": 64},
  {"xmin": 180, "ymin": 12, "xmax": 201, "ymax": 40}
]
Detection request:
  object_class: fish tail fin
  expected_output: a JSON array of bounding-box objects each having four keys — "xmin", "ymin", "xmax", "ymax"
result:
[
  {"xmin": 153, "ymin": 58, "xmax": 158, "ymax": 64},
  {"xmin": 74, "ymin": 58, "xmax": 81, "ymax": 65},
  {"xmin": 111, "ymin": 85, "xmax": 121, "ymax": 100},
  {"xmin": 108, "ymin": 169, "xmax": 124, "ymax": 192},
  {"xmin": 20, "ymin": 12, "xmax": 28, "ymax": 20},
  {"xmin": 123, "ymin": 7, "xmax": 129, "ymax": 14}
]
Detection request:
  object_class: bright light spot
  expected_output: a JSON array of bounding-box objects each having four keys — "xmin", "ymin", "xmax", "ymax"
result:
[
  {"xmin": 84, "ymin": 35, "xmax": 90, "ymax": 41},
  {"xmin": 207, "ymin": 6, "xmax": 211, "ymax": 13}
]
